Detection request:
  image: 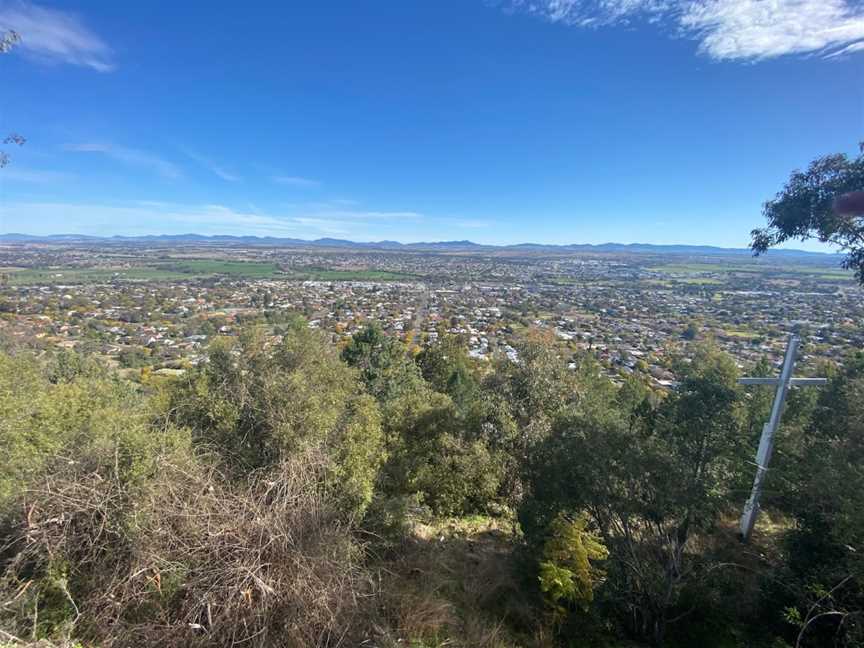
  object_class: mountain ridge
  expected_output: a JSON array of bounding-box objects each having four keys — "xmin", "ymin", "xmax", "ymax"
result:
[{"xmin": 0, "ymin": 232, "xmax": 835, "ymax": 258}]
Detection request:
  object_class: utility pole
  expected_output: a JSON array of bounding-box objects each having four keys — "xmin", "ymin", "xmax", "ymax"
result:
[{"xmin": 737, "ymin": 334, "xmax": 827, "ymax": 542}]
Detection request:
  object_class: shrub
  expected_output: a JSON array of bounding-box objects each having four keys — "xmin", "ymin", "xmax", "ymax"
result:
[
  {"xmin": 538, "ymin": 513, "xmax": 608, "ymax": 616},
  {"xmin": 168, "ymin": 327, "xmax": 386, "ymax": 516},
  {"xmin": 382, "ymin": 390, "xmax": 504, "ymax": 516},
  {"xmin": 0, "ymin": 350, "xmax": 188, "ymax": 511},
  {"xmin": 0, "ymin": 451, "xmax": 376, "ymax": 648}
]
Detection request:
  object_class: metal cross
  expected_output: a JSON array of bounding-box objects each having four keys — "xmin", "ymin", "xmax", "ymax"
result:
[{"xmin": 737, "ymin": 334, "xmax": 827, "ymax": 542}]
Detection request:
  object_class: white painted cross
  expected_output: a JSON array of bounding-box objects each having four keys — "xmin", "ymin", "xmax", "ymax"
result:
[{"xmin": 737, "ymin": 334, "xmax": 827, "ymax": 542}]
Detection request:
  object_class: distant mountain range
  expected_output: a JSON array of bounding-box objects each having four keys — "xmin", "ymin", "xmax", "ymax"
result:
[{"xmin": 0, "ymin": 232, "xmax": 835, "ymax": 259}]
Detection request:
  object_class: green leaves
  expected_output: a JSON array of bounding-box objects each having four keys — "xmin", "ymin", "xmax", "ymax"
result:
[
  {"xmin": 538, "ymin": 513, "xmax": 608, "ymax": 614},
  {"xmin": 0, "ymin": 350, "xmax": 189, "ymax": 507},
  {"xmin": 342, "ymin": 323, "xmax": 424, "ymax": 403},
  {"xmin": 752, "ymin": 148, "xmax": 864, "ymax": 284},
  {"xmin": 168, "ymin": 327, "xmax": 386, "ymax": 516}
]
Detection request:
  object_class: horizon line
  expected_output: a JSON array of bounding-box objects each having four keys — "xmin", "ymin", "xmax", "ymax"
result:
[{"xmin": 0, "ymin": 231, "xmax": 839, "ymax": 257}]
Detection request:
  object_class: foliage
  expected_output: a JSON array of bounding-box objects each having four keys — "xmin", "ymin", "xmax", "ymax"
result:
[
  {"xmin": 752, "ymin": 146, "xmax": 864, "ymax": 283},
  {"xmin": 342, "ymin": 322, "xmax": 425, "ymax": 403},
  {"xmin": 1, "ymin": 326, "xmax": 863, "ymax": 647},
  {"xmin": 520, "ymin": 343, "xmax": 747, "ymax": 645},
  {"xmin": 411, "ymin": 433, "xmax": 504, "ymax": 517},
  {"xmin": 538, "ymin": 513, "xmax": 608, "ymax": 614},
  {"xmin": 0, "ymin": 31, "xmax": 23, "ymax": 169},
  {"xmin": 167, "ymin": 326, "xmax": 385, "ymax": 515},
  {"xmin": 417, "ymin": 333, "xmax": 480, "ymax": 411},
  {"xmin": 504, "ymin": 332, "xmax": 581, "ymax": 427},
  {"xmin": 0, "ymin": 350, "xmax": 187, "ymax": 508},
  {"xmin": 771, "ymin": 352, "xmax": 864, "ymax": 647},
  {"xmin": 381, "ymin": 388, "xmax": 504, "ymax": 516},
  {"xmin": 0, "ymin": 451, "xmax": 374, "ymax": 648}
]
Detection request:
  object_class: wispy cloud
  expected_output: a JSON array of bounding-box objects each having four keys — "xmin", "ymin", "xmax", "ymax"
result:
[
  {"xmin": 825, "ymin": 40, "xmax": 864, "ymax": 58},
  {"xmin": 1, "ymin": 201, "xmax": 304, "ymax": 237},
  {"xmin": 499, "ymin": 0, "xmax": 864, "ymax": 60},
  {"xmin": 0, "ymin": 0, "xmax": 114, "ymax": 71},
  {"xmin": 272, "ymin": 175, "xmax": 322, "ymax": 188},
  {"xmin": 0, "ymin": 200, "xmax": 433, "ymax": 240},
  {"xmin": 0, "ymin": 193, "xmax": 487, "ymax": 242},
  {"xmin": 65, "ymin": 143, "xmax": 182, "ymax": 180},
  {"xmin": 301, "ymin": 208, "xmax": 424, "ymax": 222},
  {"xmin": 288, "ymin": 208, "xmax": 425, "ymax": 235},
  {"xmin": 181, "ymin": 148, "xmax": 240, "ymax": 182},
  {"xmin": 291, "ymin": 217, "xmax": 351, "ymax": 236},
  {"xmin": 682, "ymin": 0, "xmax": 864, "ymax": 60}
]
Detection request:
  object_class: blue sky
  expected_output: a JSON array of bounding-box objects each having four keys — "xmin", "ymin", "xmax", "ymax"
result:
[{"xmin": 0, "ymin": 0, "xmax": 862, "ymax": 248}]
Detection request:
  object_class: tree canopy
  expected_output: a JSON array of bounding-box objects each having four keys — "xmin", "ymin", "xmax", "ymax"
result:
[
  {"xmin": 752, "ymin": 145, "xmax": 864, "ymax": 283},
  {"xmin": 1, "ymin": 328, "xmax": 863, "ymax": 647}
]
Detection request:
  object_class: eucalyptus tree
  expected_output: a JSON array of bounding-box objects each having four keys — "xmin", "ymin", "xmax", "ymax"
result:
[{"xmin": 752, "ymin": 144, "xmax": 864, "ymax": 284}]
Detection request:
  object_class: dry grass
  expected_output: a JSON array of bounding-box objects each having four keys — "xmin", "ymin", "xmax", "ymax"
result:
[
  {"xmin": 374, "ymin": 517, "xmax": 553, "ymax": 648},
  {"xmin": 2, "ymin": 460, "xmax": 562, "ymax": 648},
  {"xmin": 0, "ymin": 450, "xmax": 377, "ymax": 648}
]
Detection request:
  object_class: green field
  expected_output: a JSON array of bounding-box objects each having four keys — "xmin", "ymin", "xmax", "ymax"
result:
[
  {"xmin": 648, "ymin": 263, "xmax": 739, "ymax": 274},
  {"xmin": 3, "ymin": 260, "xmax": 282, "ymax": 285},
  {"xmin": 722, "ymin": 329, "xmax": 760, "ymax": 339},
  {"xmin": 1, "ymin": 260, "xmax": 419, "ymax": 285},
  {"xmin": 160, "ymin": 259, "xmax": 281, "ymax": 278}
]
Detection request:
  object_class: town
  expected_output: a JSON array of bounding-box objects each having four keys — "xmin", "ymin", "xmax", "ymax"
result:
[{"xmin": 1, "ymin": 240, "xmax": 859, "ymax": 386}]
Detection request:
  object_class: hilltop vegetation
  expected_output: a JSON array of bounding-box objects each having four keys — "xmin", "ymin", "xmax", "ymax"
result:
[{"xmin": 1, "ymin": 323, "xmax": 863, "ymax": 648}]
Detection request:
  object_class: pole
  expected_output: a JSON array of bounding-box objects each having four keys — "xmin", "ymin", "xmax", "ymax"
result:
[{"xmin": 739, "ymin": 334, "xmax": 800, "ymax": 541}]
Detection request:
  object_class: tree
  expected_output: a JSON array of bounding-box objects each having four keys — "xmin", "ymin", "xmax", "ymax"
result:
[
  {"xmin": 0, "ymin": 349, "xmax": 187, "ymax": 508},
  {"xmin": 520, "ymin": 343, "xmax": 747, "ymax": 645},
  {"xmin": 682, "ymin": 321, "xmax": 699, "ymax": 341},
  {"xmin": 538, "ymin": 513, "xmax": 609, "ymax": 616},
  {"xmin": 416, "ymin": 333, "xmax": 479, "ymax": 411},
  {"xmin": 168, "ymin": 326, "xmax": 386, "ymax": 516},
  {"xmin": 752, "ymin": 145, "xmax": 864, "ymax": 283},
  {"xmin": 0, "ymin": 31, "xmax": 24, "ymax": 168},
  {"xmin": 378, "ymin": 387, "xmax": 503, "ymax": 516},
  {"xmin": 0, "ymin": 29, "xmax": 18, "ymax": 52},
  {"xmin": 341, "ymin": 322, "xmax": 424, "ymax": 403},
  {"xmin": 773, "ymin": 353, "xmax": 864, "ymax": 647}
]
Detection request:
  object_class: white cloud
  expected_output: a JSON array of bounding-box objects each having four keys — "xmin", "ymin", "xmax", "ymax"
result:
[
  {"xmin": 66, "ymin": 143, "xmax": 182, "ymax": 180},
  {"xmin": 825, "ymin": 40, "xmax": 864, "ymax": 58},
  {"xmin": 0, "ymin": 201, "xmax": 305, "ymax": 237},
  {"xmin": 272, "ymin": 175, "xmax": 322, "ymax": 188},
  {"xmin": 500, "ymin": 0, "xmax": 864, "ymax": 60},
  {"xmin": 282, "ymin": 205, "xmax": 425, "ymax": 235},
  {"xmin": 0, "ymin": 200, "xmax": 432, "ymax": 240},
  {"xmin": 291, "ymin": 217, "xmax": 351, "ymax": 235},
  {"xmin": 504, "ymin": 0, "xmax": 671, "ymax": 26},
  {"xmin": 306, "ymin": 208, "xmax": 424, "ymax": 222},
  {"xmin": 682, "ymin": 0, "xmax": 864, "ymax": 60},
  {"xmin": 0, "ymin": 1, "xmax": 113, "ymax": 71},
  {"xmin": 181, "ymin": 148, "xmax": 240, "ymax": 182}
]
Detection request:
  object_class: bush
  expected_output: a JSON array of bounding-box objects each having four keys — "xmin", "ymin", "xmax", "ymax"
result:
[
  {"xmin": 0, "ymin": 451, "xmax": 376, "ymax": 648},
  {"xmin": 382, "ymin": 389, "xmax": 504, "ymax": 517},
  {"xmin": 537, "ymin": 513, "xmax": 608, "ymax": 616},
  {"xmin": 0, "ymin": 350, "xmax": 188, "ymax": 511},
  {"xmin": 168, "ymin": 328, "xmax": 386, "ymax": 516},
  {"xmin": 411, "ymin": 434, "xmax": 504, "ymax": 517}
]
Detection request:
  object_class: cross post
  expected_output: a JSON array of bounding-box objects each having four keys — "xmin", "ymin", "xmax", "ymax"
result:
[{"xmin": 737, "ymin": 334, "xmax": 827, "ymax": 542}]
